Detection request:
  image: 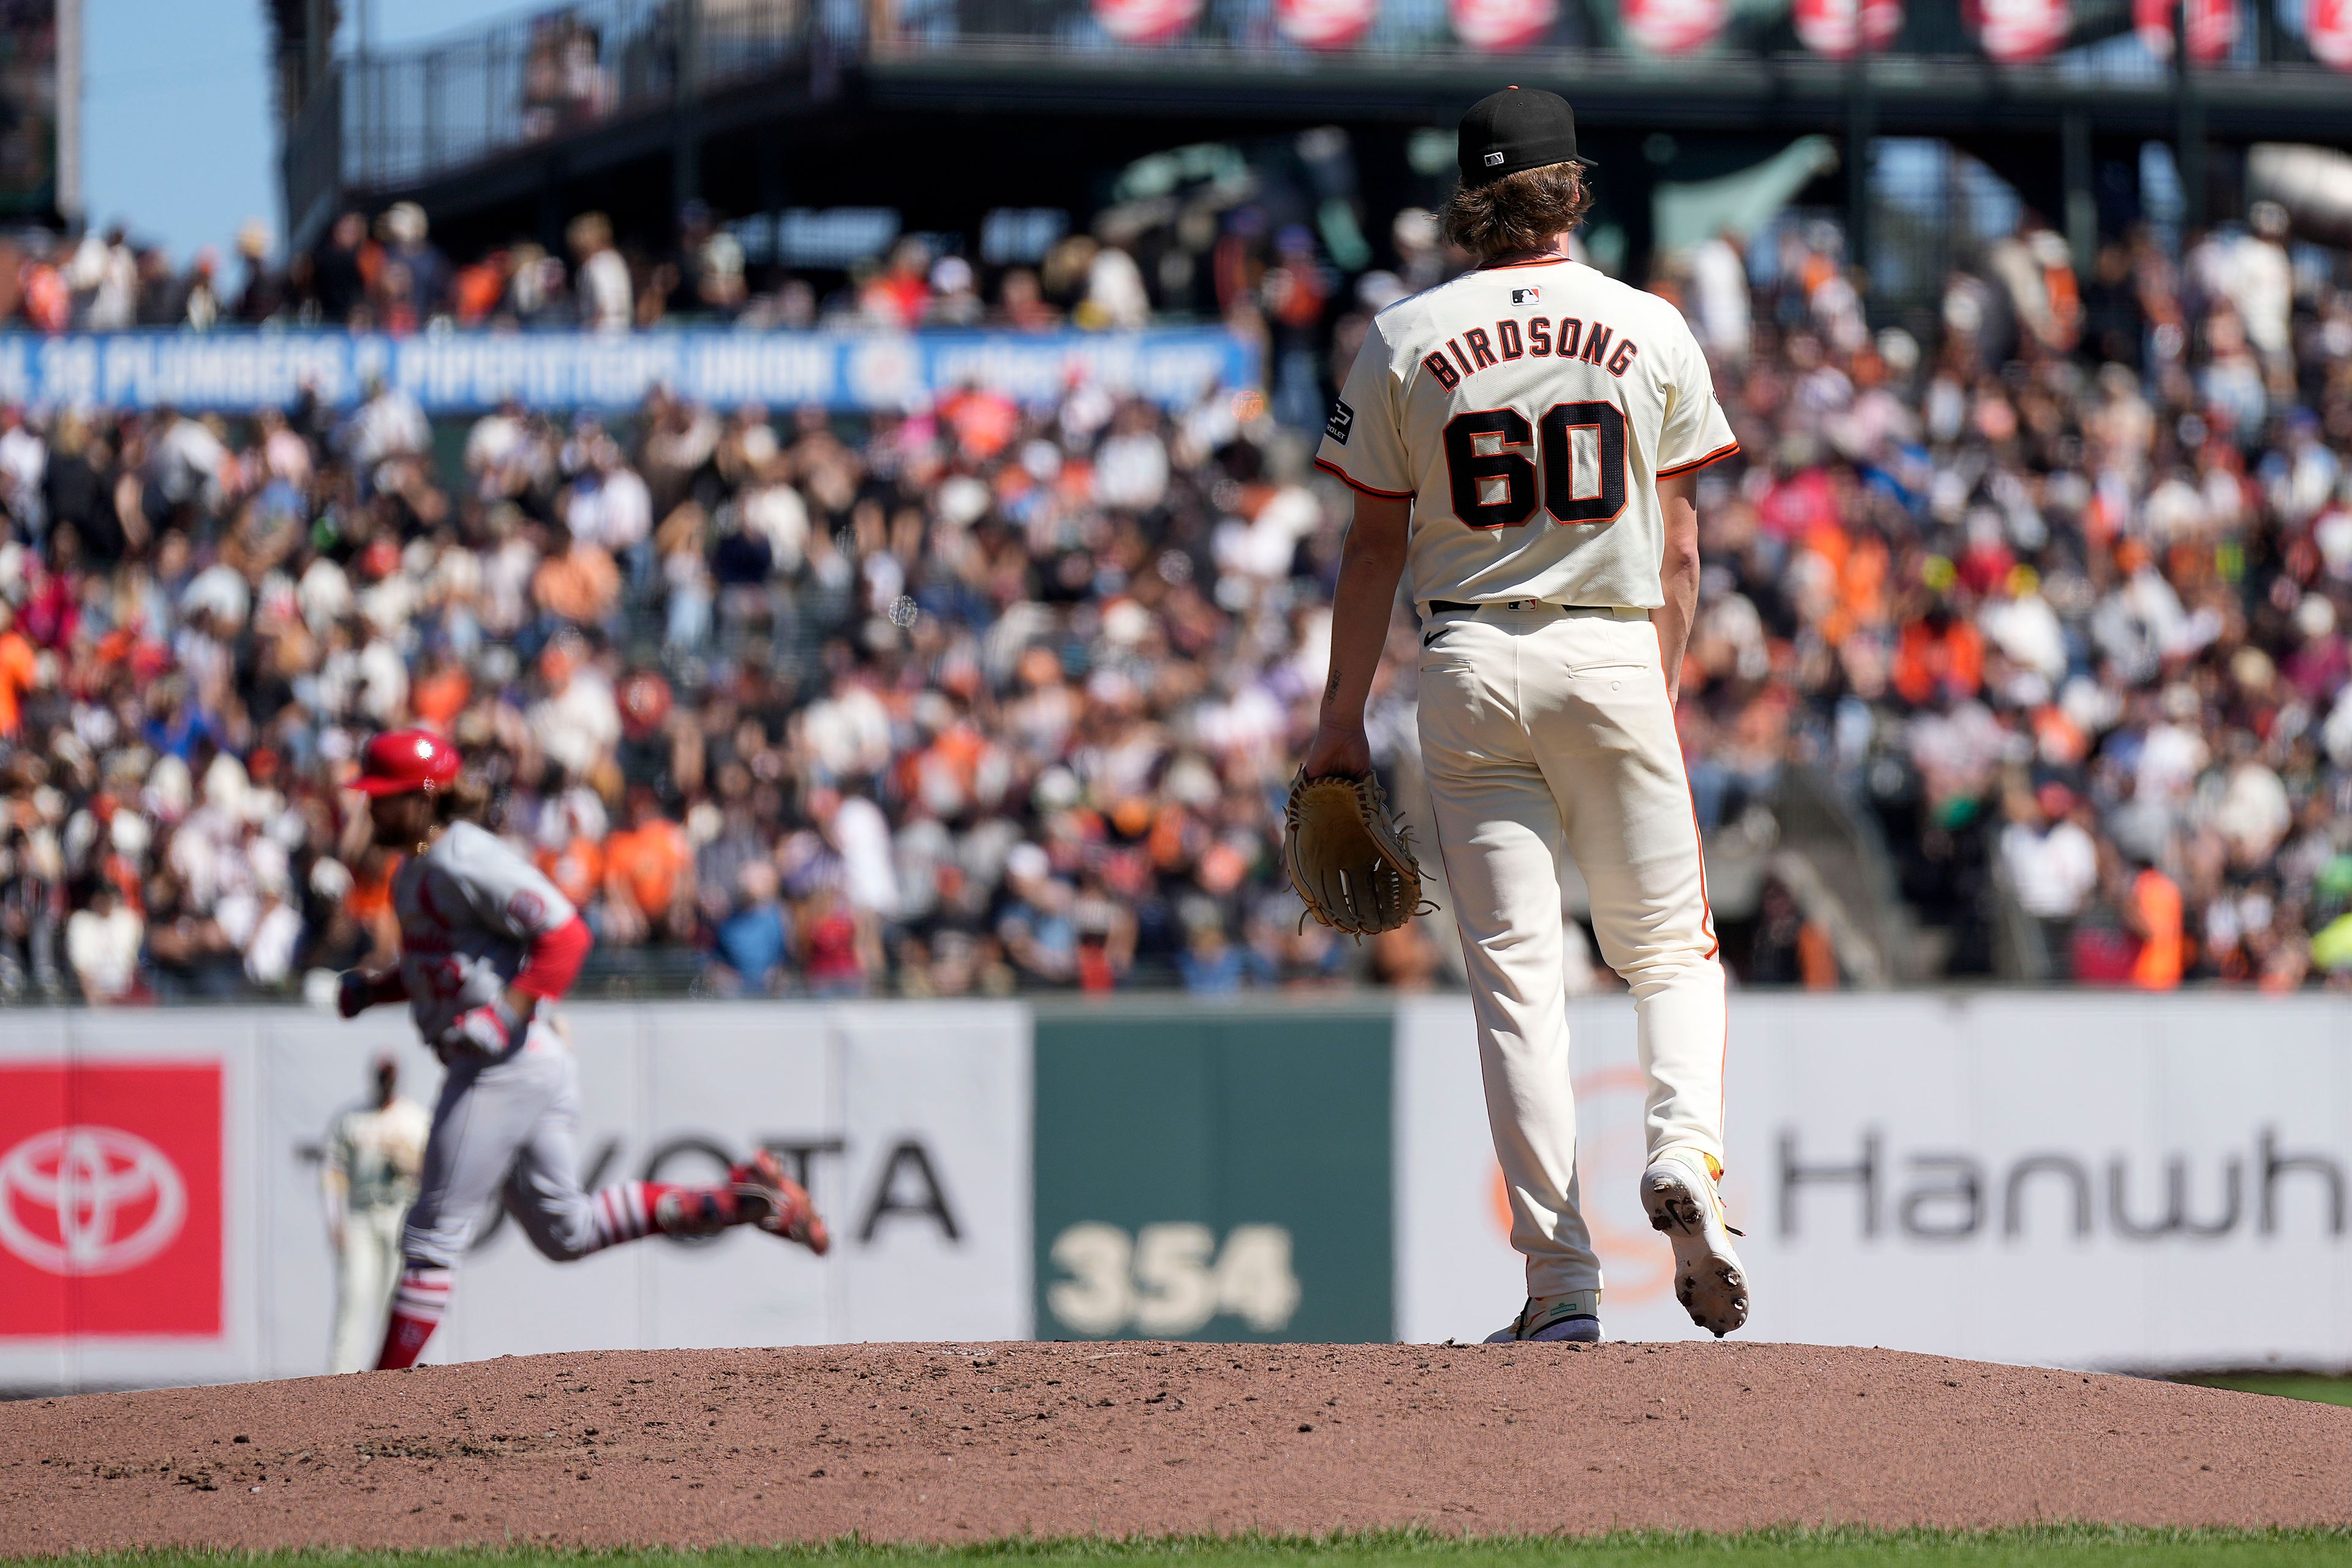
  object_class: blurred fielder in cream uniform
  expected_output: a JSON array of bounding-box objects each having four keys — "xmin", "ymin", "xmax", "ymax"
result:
[
  {"xmin": 1304, "ymin": 88, "xmax": 1749, "ymax": 1344},
  {"xmin": 323, "ymin": 1054, "xmax": 431, "ymax": 1373}
]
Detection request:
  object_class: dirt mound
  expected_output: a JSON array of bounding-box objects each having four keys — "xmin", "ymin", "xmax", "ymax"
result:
[{"xmin": 6, "ymin": 1341, "xmax": 2350, "ymax": 1554}]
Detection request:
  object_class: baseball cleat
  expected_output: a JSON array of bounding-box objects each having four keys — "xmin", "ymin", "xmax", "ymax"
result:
[
  {"xmin": 1642, "ymin": 1150, "xmax": 1748, "ymax": 1337},
  {"xmin": 733, "ymin": 1150, "xmax": 831, "ymax": 1255},
  {"xmin": 1483, "ymin": 1292, "xmax": 1602, "ymax": 1343}
]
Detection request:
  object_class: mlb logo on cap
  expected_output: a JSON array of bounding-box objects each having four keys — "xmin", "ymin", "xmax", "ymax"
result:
[{"xmin": 1484, "ymin": 151, "xmax": 1506, "ymax": 166}]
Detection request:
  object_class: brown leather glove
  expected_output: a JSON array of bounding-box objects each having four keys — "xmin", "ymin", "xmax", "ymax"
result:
[{"xmin": 1282, "ymin": 769, "xmax": 1428, "ymax": 937}]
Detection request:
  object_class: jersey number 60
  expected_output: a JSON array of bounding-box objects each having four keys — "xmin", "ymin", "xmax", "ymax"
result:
[{"xmin": 1442, "ymin": 401, "xmax": 1627, "ymax": 530}]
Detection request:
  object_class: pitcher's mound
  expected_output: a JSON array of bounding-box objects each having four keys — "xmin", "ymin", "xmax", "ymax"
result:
[{"xmin": 6, "ymin": 1341, "xmax": 2350, "ymax": 1553}]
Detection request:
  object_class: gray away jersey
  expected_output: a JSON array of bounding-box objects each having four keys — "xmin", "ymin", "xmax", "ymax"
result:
[
  {"xmin": 1316, "ymin": 258, "xmax": 1738, "ymax": 610},
  {"xmin": 392, "ymin": 820, "xmax": 578, "ymax": 1044}
]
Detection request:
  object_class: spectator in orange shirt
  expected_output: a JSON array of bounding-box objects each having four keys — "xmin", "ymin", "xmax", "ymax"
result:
[
  {"xmin": 341, "ymin": 848, "xmax": 403, "ymax": 964},
  {"xmin": 0, "ymin": 603, "xmax": 36, "ymax": 739},
  {"xmin": 940, "ymin": 385, "xmax": 1019, "ymax": 462},
  {"xmin": 409, "ymin": 651, "xmax": 472, "ymax": 735},
  {"xmin": 1893, "ymin": 600, "xmax": 1985, "ymax": 707},
  {"xmin": 2125, "ymin": 857, "xmax": 2184, "ymax": 991},
  {"xmin": 451, "ymin": 250, "xmax": 515, "ymax": 325},
  {"xmin": 601, "ymin": 786, "xmax": 694, "ymax": 946},
  {"xmin": 537, "ymin": 827, "xmax": 603, "ymax": 913},
  {"xmin": 20, "ymin": 238, "xmax": 68, "ymax": 333},
  {"xmin": 858, "ymin": 238, "xmax": 932, "ymax": 328}
]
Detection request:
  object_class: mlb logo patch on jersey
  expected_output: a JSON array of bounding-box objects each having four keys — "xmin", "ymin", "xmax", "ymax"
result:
[
  {"xmin": 1511, "ymin": 287, "xmax": 1542, "ymax": 306},
  {"xmin": 1325, "ymin": 398, "xmax": 1355, "ymax": 445}
]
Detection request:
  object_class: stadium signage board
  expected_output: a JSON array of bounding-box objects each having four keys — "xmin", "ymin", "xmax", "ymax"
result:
[
  {"xmin": 1030, "ymin": 1008, "xmax": 1393, "ymax": 1344},
  {"xmin": 0, "ymin": 329, "xmax": 1259, "ymax": 413},
  {"xmin": 1395, "ymin": 992, "xmax": 2352, "ymax": 1370},
  {"xmin": 0, "ymin": 1063, "xmax": 223, "ymax": 1339},
  {"xmin": 314, "ymin": 1003, "xmax": 1035, "ymax": 1365},
  {"xmin": 7, "ymin": 995, "xmax": 2350, "ymax": 1392}
]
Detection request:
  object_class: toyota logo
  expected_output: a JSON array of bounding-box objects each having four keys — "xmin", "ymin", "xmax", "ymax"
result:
[{"xmin": 0, "ymin": 1126, "xmax": 188, "ymax": 1275}]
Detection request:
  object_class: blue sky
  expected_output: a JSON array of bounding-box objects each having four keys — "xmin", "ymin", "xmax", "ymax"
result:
[{"xmin": 85, "ymin": 0, "xmax": 496, "ymax": 263}]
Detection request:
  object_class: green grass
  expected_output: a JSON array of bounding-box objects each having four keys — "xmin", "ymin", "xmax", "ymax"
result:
[
  {"xmin": 2179, "ymin": 1374, "xmax": 2352, "ymax": 1408},
  {"xmin": 28, "ymin": 1529, "xmax": 2352, "ymax": 1568}
]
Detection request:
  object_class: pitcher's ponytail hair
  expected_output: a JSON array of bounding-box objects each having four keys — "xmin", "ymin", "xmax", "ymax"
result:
[{"xmin": 1441, "ymin": 162, "xmax": 1594, "ymax": 261}]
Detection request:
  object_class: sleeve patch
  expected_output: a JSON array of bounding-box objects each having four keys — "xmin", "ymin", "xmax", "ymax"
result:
[
  {"xmin": 1325, "ymin": 398, "xmax": 1355, "ymax": 445},
  {"xmin": 507, "ymin": 889, "xmax": 548, "ymax": 929}
]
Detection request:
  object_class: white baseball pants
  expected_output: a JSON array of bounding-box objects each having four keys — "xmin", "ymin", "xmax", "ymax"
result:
[
  {"xmin": 1416, "ymin": 603, "xmax": 1727, "ymax": 1300},
  {"xmin": 328, "ymin": 1202, "xmax": 407, "ymax": 1374}
]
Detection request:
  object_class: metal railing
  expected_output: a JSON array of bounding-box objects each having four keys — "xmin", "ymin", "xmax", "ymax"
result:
[
  {"xmin": 287, "ymin": 0, "xmax": 2352, "ymax": 230},
  {"xmin": 290, "ymin": 0, "xmax": 815, "ymax": 230}
]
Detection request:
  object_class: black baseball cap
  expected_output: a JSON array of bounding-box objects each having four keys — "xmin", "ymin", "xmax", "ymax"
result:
[{"xmin": 1457, "ymin": 86, "xmax": 1595, "ymax": 187}]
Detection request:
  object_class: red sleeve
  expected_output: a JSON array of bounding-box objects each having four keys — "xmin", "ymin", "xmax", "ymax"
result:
[{"xmin": 513, "ymin": 915, "xmax": 592, "ymax": 1001}]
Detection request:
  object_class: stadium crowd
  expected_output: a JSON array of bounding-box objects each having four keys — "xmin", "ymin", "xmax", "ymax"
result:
[
  {"xmin": 1655, "ymin": 200, "xmax": 2352, "ymax": 992},
  {"xmin": 6, "ymin": 192, "xmax": 2352, "ymax": 1002},
  {"xmin": 0, "ymin": 202, "xmax": 1187, "ymax": 337}
]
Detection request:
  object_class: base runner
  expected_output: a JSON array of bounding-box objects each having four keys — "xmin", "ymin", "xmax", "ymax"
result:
[
  {"xmin": 336, "ymin": 729, "xmax": 829, "ymax": 1371},
  {"xmin": 1304, "ymin": 88, "xmax": 1748, "ymax": 1343}
]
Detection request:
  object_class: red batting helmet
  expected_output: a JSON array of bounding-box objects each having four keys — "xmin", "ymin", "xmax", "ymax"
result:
[{"xmin": 350, "ymin": 728, "xmax": 462, "ymax": 796}]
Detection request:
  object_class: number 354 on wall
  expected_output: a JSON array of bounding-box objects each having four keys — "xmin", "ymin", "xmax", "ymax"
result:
[{"xmin": 1047, "ymin": 1222, "xmax": 1302, "ymax": 1337}]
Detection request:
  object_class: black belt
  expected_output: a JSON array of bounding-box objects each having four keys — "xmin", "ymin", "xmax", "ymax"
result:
[{"xmin": 1425, "ymin": 600, "xmax": 1636, "ymax": 616}]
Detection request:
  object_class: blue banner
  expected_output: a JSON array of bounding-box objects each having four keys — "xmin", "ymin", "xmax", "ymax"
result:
[{"xmin": 0, "ymin": 328, "xmax": 1261, "ymax": 413}]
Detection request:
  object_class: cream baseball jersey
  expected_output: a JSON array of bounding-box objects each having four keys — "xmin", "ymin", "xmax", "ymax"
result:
[
  {"xmin": 1315, "ymin": 258, "xmax": 1738, "ymax": 609},
  {"xmin": 328, "ymin": 1097, "xmax": 429, "ymax": 1212}
]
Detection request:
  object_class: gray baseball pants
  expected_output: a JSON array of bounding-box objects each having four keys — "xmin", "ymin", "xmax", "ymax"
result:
[{"xmin": 400, "ymin": 1035, "xmax": 604, "ymax": 1271}]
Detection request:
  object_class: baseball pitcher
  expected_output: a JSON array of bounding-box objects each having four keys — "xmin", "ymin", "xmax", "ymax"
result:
[
  {"xmin": 1304, "ymin": 88, "xmax": 1747, "ymax": 1343},
  {"xmin": 336, "ymin": 729, "xmax": 830, "ymax": 1371}
]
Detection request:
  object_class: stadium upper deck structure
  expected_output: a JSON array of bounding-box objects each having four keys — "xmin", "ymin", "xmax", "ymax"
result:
[{"xmin": 268, "ymin": 0, "xmax": 2352, "ymax": 289}]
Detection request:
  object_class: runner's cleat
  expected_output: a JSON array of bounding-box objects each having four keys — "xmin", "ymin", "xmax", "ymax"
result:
[{"xmin": 732, "ymin": 1150, "xmax": 831, "ymax": 1255}]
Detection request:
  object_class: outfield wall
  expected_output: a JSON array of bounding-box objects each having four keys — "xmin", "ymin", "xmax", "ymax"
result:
[{"xmin": 2, "ymin": 994, "xmax": 2346, "ymax": 1389}]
